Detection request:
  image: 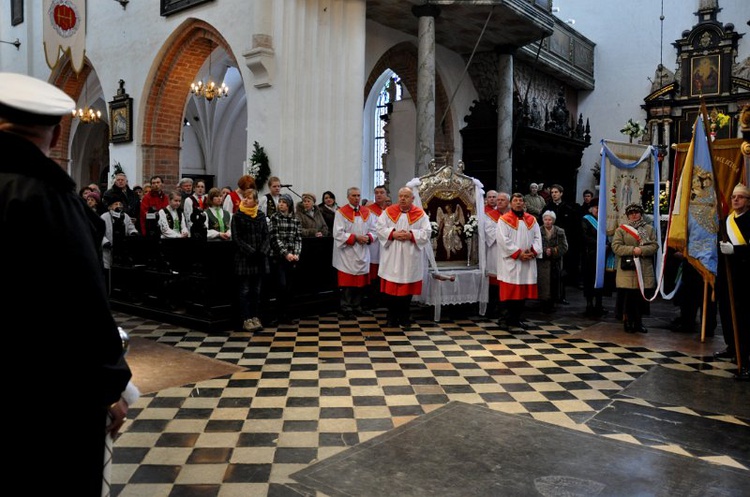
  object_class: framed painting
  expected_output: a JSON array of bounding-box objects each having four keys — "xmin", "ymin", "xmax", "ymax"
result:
[
  {"xmin": 690, "ymin": 54, "xmax": 720, "ymax": 97},
  {"xmin": 109, "ymin": 97, "xmax": 133, "ymax": 144},
  {"xmin": 11, "ymin": 0, "xmax": 23, "ymax": 26},
  {"xmin": 161, "ymin": 0, "xmax": 215, "ymax": 16}
]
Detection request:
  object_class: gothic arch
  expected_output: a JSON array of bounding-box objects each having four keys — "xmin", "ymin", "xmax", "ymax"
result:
[
  {"xmin": 49, "ymin": 58, "xmax": 92, "ymax": 170},
  {"xmin": 365, "ymin": 42, "xmax": 454, "ymax": 163},
  {"xmin": 141, "ymin": 19, "xmax": 237, "ymax": 188},
  {"xmin": 50, "ymin": 57, "xmax": 109, "ymax": 189}
]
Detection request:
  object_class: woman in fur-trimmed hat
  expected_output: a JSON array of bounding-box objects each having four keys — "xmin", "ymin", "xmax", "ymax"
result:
[
  {"xmin": 611, "ymin": 203, "xmax": 658, "ymax": 333},
  {"xmin": 296, "ymin": 192, "xmax": 329, "ymax": 237}
]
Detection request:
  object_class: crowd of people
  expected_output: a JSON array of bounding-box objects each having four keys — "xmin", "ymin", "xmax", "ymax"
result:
[
  {"xmin": 82, "ymin": 168, "xmax": 750, "ymax": 382},
  {"xmin": 5, "ymin": 69, "xmax": 748, "ymax": 497}
]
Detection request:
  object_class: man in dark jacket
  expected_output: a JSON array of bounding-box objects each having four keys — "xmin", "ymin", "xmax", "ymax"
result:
[
  {"xmin": 0, "ymin": 72, "xmax": 136, "ymax": 496},
  {"xmin": 545, "ymin": 184, "xmax": 581, "ymax": 299},
  {"xmin": 104, "ymin": 171, "xmax": 141, "ymax": 231}
]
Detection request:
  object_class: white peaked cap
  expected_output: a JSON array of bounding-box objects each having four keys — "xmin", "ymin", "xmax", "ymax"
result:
[{"xmin": 0, "ymin": 72, "xmax": 75, "ymax": 117}]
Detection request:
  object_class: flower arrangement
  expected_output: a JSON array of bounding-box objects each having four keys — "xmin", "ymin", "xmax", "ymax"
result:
[
  {"xmin": 462, "ymin": 215, "xmax": 479, "ymax": 239},
  {"xmin": 620, "ymin": 118, "xmax": 646, "ymax": 141},
  {"xmin": 430, "ymin": 221, "xmax": 439, "ymax": 239},
  {"xmin": 645, "ymin": 189, "xmax": 669, "ymax": 214},
  {"xmin": 710, "ymin": 110, "xmax": 730, "ymax": 129}
]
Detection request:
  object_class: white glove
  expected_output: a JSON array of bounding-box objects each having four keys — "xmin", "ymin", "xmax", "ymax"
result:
[{"xmin": 720, "ymin": 241, "xmax": 734, "ymax": 255}]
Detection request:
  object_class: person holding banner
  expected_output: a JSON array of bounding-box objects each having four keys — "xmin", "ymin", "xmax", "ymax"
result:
[
  {"xmin": 611, "ymin": 203, "xmax": 658, "ymax": 333},
  {"xmin": 717, "ymin": 184, "xmax": 750, "ymax": 380}
]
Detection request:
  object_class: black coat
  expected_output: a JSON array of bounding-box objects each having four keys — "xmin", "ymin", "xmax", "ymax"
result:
[
  {"xmin": 0, "ymin": 131, "xmax": 132, "ymax": 495},
  {"xmin": 231, "ymin": 209, "xmax": 271, "ymax": 275}
]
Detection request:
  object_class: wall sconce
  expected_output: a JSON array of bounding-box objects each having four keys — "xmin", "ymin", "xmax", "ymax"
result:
[
  {"xmin": 114, "ymin": 0, "xmax": 129, "ymax": 10},
  {"xmin": 0, "ymin": 38, "xmax": 21, "ymax": 50}
]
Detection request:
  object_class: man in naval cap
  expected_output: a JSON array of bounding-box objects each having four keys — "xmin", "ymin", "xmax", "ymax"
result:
[{"xmin": 0, "ymin": 73, "xmax": 137, "ymax": 495}]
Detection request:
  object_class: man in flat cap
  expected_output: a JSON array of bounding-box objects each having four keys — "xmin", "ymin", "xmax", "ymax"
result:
[
  {"xmin": 716, "ymin": 183, "xmax": 750, "ymax": 380},
  {"xmin": 0, "ymin": 73, "xmax": 137, "ymax": 495}
]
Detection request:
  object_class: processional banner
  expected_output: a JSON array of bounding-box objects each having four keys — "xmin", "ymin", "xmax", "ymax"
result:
[
  {"xmin": 666, "ymin": 114, "xmax": 719, "ymax": 288},
  {"xmin": 672, "ymin": 137, "xmax": 744, "ymax": 218},
  {"xmin": 43, "ymin": 0, "xmax": 86, "ymax": 74},
  {"xmin": 594, "ymin": 140, "xmax": 659, "ymax": 288}
]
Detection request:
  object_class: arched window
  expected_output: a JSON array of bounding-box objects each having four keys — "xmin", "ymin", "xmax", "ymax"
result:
[{"xmin": 363, "ymin": 70, "xmax": 402, "ymax": 194}]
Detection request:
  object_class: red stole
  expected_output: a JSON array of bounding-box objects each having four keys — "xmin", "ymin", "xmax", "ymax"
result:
[
  {"xmin": 484, "ymin": 205, "xmax": 501, "ymax": 223},
  {"xmin": 500, "ymin": 210, "xmax": 536, "ymax": 230},
  {"xmin": 368, "ymin": 203, "xmax": 384, "ymax": 217},
  {"xmin": 339, "ymin": 204, "xmax": 372, "ymax": 223},
  {"xmin": 384, "ymin": 204, "xmax": 425, "ymax": 224}
]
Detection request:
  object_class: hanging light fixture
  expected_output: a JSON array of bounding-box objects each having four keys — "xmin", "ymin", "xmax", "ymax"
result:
[
  {"xmin": 190, "ymin": 39, "xmax": 229, "ymax": 102},
  {"xmin": 72, "ymin": 80, "xmax": 101, "ymax": 124}
]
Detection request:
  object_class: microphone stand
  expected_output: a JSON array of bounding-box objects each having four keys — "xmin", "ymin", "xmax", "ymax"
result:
[{"xmin": 284, "ymin": 185, "xmax": 303, "ymax": 200}]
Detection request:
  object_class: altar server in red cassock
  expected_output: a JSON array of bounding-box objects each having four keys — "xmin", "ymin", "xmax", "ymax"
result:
[
  {"xmin": 377, "ymin": 187, "xmax": 432, "ymax": 329},
  {"xmin": 366, "ymin": 185, "xmax": 389, "ymax": 309},
  {"xmin": 496, "ymin": 193, "xmax": 542, "ymax": 329},
  {"xmin": 332, "ymin": 187, "xmax": 376, "ymax": 318}
]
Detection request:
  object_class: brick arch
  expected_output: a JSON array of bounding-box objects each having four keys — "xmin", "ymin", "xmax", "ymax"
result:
[
  {"xmin": 49, "ymin": 59, "xmax": 95, "ymax": 169},
  {"xmin": 365, "ymin": 42, "xmax": 454, "ymax": 164},
  {"xmin": 141, "ymin": 19, "xmax": 234, "ymax": 188}
]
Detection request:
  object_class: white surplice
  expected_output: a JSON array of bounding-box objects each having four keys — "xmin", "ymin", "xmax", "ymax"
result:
[
  {"xmin": 376, "ymin": 205, "xmax": 432, "ymax": 284},
  {"xmin": 332, "ymin": 204, "xmax": 376, "ymax": 276}
]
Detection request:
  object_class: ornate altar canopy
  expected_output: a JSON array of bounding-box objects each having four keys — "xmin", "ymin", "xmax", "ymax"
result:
[{"xmin": 407, "ymin": 162, "xmax": 488, "ymax": 321}]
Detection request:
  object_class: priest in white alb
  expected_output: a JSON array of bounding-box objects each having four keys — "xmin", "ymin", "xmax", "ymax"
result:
[
  {"xmin": 376, "ymin": 187, "xmax": 431, "ymax": 329},
  {"xmin": 332, "ymin": 187, "xmax": 376, "ymax": 318},
  {"xmin": 496, "ymin": 193, "xmax": 542, "ymax": 329}
]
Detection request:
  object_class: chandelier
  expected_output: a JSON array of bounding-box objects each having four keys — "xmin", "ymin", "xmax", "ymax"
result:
[
  {"xmin": 190, "ymin": 42, "xmax": 229, "ymax": 102},
  {"xmin": 72, "ymin": 81, "xmax": 101, "ymax": 124},
  {"xmin": 72, "ymin": 106, "xmax": 102, "ymax": 123}
]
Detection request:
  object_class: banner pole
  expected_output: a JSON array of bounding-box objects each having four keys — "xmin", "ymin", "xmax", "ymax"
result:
[{"xmin": 700, "ymin": 280, "xmax": 708, "ymax": 343}]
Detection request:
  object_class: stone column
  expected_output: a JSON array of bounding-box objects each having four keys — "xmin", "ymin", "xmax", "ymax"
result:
[
  {"xmin": 412, "ymin": 4, "xmax": 440, "ymax": 177},
  {"xmin": 496, "ymin": 46, "xmax": 515, "ymax": 194}
]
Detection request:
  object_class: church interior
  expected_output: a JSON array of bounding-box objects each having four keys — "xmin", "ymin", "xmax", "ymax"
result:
[{"xmin": 1, "ymin": 1, "xmax": 749, "ymax": 495}]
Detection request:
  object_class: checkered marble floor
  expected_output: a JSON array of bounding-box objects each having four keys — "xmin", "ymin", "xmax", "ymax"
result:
[{"xmin": 112, "ymin": 308, "xmax": 746, "ymax": 497}]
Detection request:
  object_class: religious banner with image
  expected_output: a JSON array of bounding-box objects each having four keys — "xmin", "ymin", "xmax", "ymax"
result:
[
  {"xmin": 603, "ymin": 140, "xmax": 652, "ymax": 235},
  {"xmin": 43, "ymin": 0, "xmax": 86, "ymax": 74},
  {"xmin": 594, "ymin": 140, "xmax": 660, "ymax": 289}
]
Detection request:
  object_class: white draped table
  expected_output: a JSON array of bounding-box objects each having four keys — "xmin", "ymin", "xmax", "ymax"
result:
[{"xmin": 417, "ymin": 267, "xmax": 488, "ymax": 321}]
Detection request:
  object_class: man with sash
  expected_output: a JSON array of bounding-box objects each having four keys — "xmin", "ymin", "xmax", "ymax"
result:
[
  {"xmin": 376, "ymin": 187, "xmax": 431, "ymax": 329},
  {"xmin": 496, "ymin": 193, "xmax": 542, "ymax": 329},
  {"xmin": 332, "ymin": 187, "xmax": 376, "ymax": 318},
  {"xmin": 366, "ymin": 184, "xmax": 389, "ymax": 309},
  {"xmin": 717, "ymin": 183, "xmax": 750, "ymax": 380}
]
